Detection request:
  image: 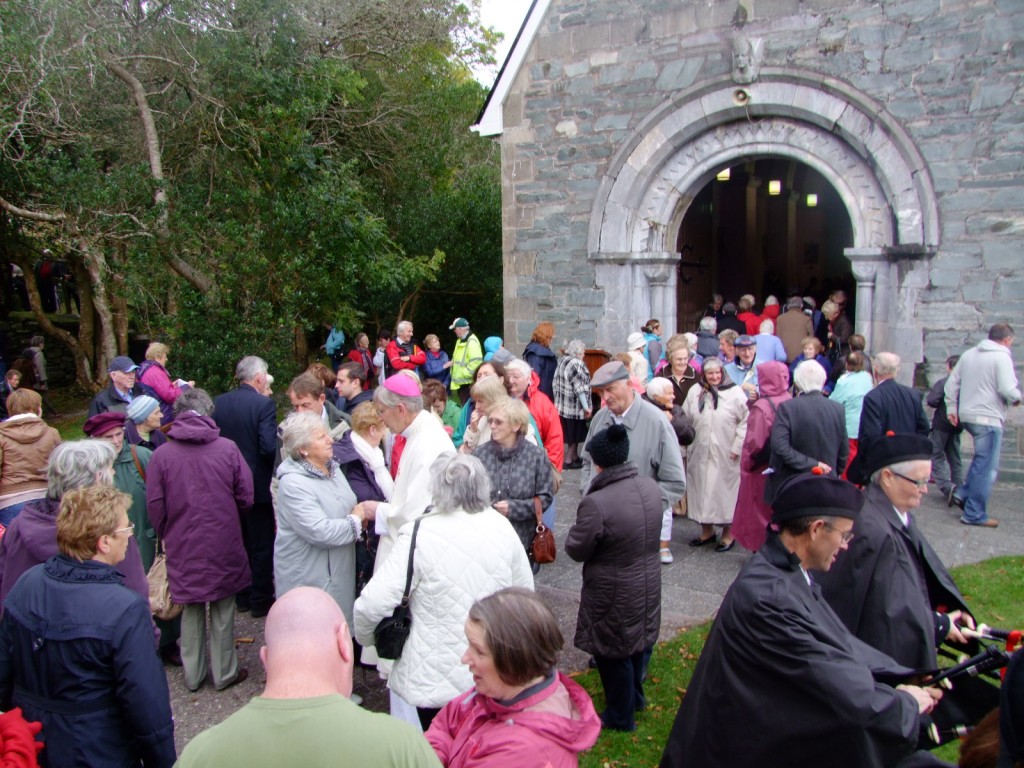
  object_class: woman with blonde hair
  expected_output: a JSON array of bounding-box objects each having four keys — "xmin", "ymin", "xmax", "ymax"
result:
[
  {"xmin": 459, "ymin": 375, "xmax": 515, "ymax": 453},
  {"xmin": 473, "ymin": 398, "xmax": 553, "ymax": 564},
  {"xmin": 138, "ymin": 341, "xmax": 194, "ymax": 424},
  {"xmin": 0, "ymin": 486, "xmax": 176, "ymax": 767}
]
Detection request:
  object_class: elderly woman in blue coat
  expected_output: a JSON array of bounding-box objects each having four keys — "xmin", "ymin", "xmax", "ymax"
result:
[{"xmin": 274, "ymin": 412, "xmax": 373, "ymax": 625}]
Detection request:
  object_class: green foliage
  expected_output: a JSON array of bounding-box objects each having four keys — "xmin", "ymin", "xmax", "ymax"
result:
[{"xmin": 0, "ymin": 0, "xmax": 501, "ymax": 376}]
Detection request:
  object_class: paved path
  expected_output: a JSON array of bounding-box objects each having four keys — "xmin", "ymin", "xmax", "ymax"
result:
[{"xmin": 169, "ymin": 469, "xmax": 1024, "ymax": 752}]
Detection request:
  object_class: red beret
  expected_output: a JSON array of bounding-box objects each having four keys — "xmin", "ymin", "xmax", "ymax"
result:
[{"xmin": 83, "ymin": 411, "xmax": 126, "ymax": 437}]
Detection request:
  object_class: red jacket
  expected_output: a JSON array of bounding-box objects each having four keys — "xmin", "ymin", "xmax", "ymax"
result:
[
  {"xmin": 524, "ymin": 373, "xmax": 564, "ymax": 471},
  {"xmin": 426, "ymin": 672, "xmax": 600, "ymax": 768},
  {"xmin": 738, "ymin": 311, "xmax": 762, "ymax": 336},
  {"xmin": 385, "ymin": 340, "xmax": 426, "ymax": 373}
]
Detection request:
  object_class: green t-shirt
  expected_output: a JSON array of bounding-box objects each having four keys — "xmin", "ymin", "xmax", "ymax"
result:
[{"xmin": 175, "ymin": 694, "xmax": 441, "ymax": 768}]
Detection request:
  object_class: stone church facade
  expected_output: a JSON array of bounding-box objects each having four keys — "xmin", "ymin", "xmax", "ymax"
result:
[{"xmin": 475, "ymin": 0, "xmax": 1024, "ymax": 478}]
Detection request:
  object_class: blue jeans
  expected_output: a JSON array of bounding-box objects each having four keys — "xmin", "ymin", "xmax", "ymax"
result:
[
  {"xmin": 958, "ymin": 423, "xmax": 1001, "ymax": 523},
  {"xmin": 542, "ymin": 497, "xmax": 556, "ymax": 530}
]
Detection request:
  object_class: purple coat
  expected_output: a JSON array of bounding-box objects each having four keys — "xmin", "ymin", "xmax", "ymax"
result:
[
  {"xmin": 146, "ymin": 412, "xmax": 253, "ymax": 604},
  {"xmin": 732, "ymin": 362, "xmax": 792, "ymax": 552},
  {"xmin": 0, "ymin": 498, "xmax": 150, "ymax": 609}
]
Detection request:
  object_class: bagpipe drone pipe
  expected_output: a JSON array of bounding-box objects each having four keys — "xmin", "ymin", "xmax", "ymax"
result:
[{"xmin": 917, "ymin": 624, "xmax": 1021, "ymax": 748}]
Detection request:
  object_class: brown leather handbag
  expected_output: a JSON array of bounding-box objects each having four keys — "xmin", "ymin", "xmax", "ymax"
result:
[{"xmin": 531, "ymin": 496, "xmax": 556, "ymax": 564}]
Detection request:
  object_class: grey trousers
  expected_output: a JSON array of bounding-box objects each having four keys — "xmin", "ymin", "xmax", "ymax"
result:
[{"xmin": 181, "ymin": 596, "xmax": 238, "ymax": 691}]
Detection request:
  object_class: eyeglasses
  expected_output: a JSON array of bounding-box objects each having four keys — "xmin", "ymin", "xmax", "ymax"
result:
[
  {"xmin": 488, "ymin": 417, "xmax": 505, "ymax": 426},
  {"xmin": 824, "ymin": 523, "xmax": 855, "ymax": 543},
  {"xmin": 889, "ymin": 471, "xmax": 928, "ymax": 490},
  {"xmin": 111, "ymin": 523, "xmax": 135, "ymax": 537}
]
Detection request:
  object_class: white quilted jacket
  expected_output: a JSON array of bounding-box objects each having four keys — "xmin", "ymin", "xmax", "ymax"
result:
[{"xmin": 353, "ymin": 507, "xmax": 534, "ymax": 708}]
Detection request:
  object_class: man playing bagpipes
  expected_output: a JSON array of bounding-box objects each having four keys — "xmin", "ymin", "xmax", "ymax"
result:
[
  {"xmin": 819, "ymin": 433, "xmax": 1002, "ymax": 746},
  {"xmin": 661, "ymin": 473, "xmax": 946, "ymax": 768}
]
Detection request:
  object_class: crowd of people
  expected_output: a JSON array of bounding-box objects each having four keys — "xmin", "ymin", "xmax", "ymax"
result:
[{"xmin": 0, "ymin": 299, "xmax": 1018, "ymax": 767}]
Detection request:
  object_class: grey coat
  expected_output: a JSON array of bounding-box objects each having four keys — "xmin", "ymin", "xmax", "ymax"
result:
[
  {"xmin": 581, "ymin": 395, "xmax": 686, "ymax": 510},
  {"xmin": 274, "ymin": 457, "xmax": 360, "ymax": 624},
  {"xmin": 474, "ymin": 437, "xmax": 553, "ymax": 555}
]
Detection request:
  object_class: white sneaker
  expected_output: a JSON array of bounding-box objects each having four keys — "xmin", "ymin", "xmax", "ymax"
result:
[{"xmin": 659, "ymin": 547, "xmax": 674, "ymax": 564}]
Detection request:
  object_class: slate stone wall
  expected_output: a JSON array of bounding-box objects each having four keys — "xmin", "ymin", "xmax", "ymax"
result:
[{"xmin": 500, "ymin": 0, "xmax": 1024, "ymax": 479}]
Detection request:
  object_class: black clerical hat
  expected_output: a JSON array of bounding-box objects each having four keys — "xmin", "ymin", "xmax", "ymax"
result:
[
  {"xmin": 771, "ymin": 473, "xmax": 863, "ymax": 524},
  {"xmin": 857, "ymin": 432, "xmax": 933, "ymax": 480}
]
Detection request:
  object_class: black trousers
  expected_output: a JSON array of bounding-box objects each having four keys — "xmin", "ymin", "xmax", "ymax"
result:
[
  {"xmin": 238, "ymin": 501, "xmax": 276, "ymax": 611},
  {"xmin": 594, "ymin": 647, "xmax": 653, "ymax": 731}
]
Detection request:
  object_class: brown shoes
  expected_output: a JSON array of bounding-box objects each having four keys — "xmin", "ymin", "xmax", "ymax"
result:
[{"xmin": 959, "ymin": 517, "xmax": 999, "ymax": 528}]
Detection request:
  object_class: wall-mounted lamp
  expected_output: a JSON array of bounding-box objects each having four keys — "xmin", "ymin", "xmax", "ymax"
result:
[
  {"xmin": 806, "ymin": 194, "xmax": 818, "ymax": 207},
  {"xmin": 768, "ymin": 180, "xmax": 781, "ymax": 196},
  {"xmin": 716, "ymin": 168, "xmax": 731, "ymax": 181}
]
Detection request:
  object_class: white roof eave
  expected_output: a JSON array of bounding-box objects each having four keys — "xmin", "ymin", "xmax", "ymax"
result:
[{"xmin": 472, "ymin": 0, "xmax": 552, "ymax": 137}]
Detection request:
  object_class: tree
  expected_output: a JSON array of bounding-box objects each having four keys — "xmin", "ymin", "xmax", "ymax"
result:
[{"xmin": 0, "ymin": 0, "xmax": 500, "ymax": 390}]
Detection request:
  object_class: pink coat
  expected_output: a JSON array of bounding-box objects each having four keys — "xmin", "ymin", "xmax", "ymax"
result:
[
  {"xmin": 427, "ymin": 672, "xmax": 600, "ymax": 768},
  {"xmin": 732, "ymin": 361, "xmax": 791, "ymax": 552}
]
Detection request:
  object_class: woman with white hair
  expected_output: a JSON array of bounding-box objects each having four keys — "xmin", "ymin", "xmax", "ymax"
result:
[
  {"xmin": 695, "ymin": 316, "xmax": 720, "ymax": 360},
  {"xmin": 354, "ymin": 453, "xmax": 533, "ymax": 731},
  {"xmin": 552, "ymin": 339, "xmax": 591, "ymax": 470},
  {"xmin": 0, "ymin": 439, "xmax": 150, "ymax": 607},
  {"xmin": 764, "ymin": 359, "xmax": 849, "ymax": 503},
  {"xmin": 274, "ymin": 412, "xmax": 371, "ymax": 626}
]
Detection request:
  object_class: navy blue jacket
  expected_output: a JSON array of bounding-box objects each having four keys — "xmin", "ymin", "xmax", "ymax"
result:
[
  {"xmin": 857, "ymin": 379, "xmax": 929, "ymax": 445},
  {"xmin": 332, "ymin": 431, "xmax": 388, "ymax": 503},
  {"xmin": 340, "ymin": 388, "xmax": 374, "ymax": 416},
  {"xmin": 0, "ymin": 556, "xmax": 175, "ymax": 767},
  {"xmin": 523, "ymin": 342, "xmax": 557, "ymax": 400},
  {"xmin": 213, "ymin": 383, "xmax": 277, "ymax": 505}
]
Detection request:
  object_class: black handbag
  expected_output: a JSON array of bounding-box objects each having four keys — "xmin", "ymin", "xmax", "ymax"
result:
[{"xmin": 373, "ymin": 517, "xmax": 422, "ymax": 660}]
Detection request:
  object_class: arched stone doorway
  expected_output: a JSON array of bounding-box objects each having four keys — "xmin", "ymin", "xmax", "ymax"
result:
[
  {"xmin": 587, "ymin": 73, "xmax": 939, "ymax": 369},
  {"xmin": 676, "ymin": 158, "xmax": 855, "ymax": 328}
]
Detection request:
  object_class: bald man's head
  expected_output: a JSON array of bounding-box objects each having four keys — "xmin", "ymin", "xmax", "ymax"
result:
[{"xmin": 260, "ymin": 587, "xmax": 354, "ymax": 698}]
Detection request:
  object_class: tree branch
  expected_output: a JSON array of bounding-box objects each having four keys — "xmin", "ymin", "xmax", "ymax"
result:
[{"xmin": 0, "ymin": 195, "xmax": 66, "ymax": 223}]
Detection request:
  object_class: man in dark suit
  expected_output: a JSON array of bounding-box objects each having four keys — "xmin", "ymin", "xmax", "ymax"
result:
[
  {"xmin": 857, "ymin": 352, "xmax": 929, "ymax": 444},
  {"xmin": 213, "ymin": 356, "xmax": 278, "ymax": 617},
  {"xmin": 765, "ymin": 358, "xmax": 848, "ymax": 502}
]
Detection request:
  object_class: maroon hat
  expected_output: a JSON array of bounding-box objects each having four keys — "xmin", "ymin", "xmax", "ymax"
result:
[{"xmin": 83, "ymin": 411, "xmax": 126, "ymax": 437}]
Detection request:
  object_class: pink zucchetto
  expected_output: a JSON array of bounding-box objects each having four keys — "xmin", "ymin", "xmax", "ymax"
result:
[{"xmin": 383, "ymin": 374, "xmax": 422, "ymax": 397}]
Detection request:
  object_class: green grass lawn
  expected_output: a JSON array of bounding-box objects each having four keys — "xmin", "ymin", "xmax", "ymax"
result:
[{"xmin": 575, "ymin": 556, "xmax": 1024, "ymax": 768}]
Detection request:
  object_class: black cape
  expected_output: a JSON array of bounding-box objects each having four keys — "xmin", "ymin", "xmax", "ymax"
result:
[
  {"xmin": 817, "ymin": 484, "xmax": 970, "ymax": 670},
  {"xmin": 661, "ymin": 533, "xmax": 920, "ymax": 768}
]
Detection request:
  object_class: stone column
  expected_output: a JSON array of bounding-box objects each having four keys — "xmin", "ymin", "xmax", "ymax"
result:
[
  {"xmin": 846, "ymin": 248, "xmax": 886, "ymax": 353},
  {"xmin": 645, "ymin": 263, "xmax": 677, "ymax": 340}
]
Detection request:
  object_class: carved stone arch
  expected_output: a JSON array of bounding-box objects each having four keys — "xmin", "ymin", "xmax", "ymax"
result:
[{"xmin": 587, "ymin": 73, "xmax": 940, "ymax": 361}]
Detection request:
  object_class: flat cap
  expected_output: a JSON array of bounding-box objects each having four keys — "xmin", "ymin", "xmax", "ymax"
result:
[
  {"xmin": 591, "ymin": 360, "xmax": 630, "ymax": 388},
  {"xmin": 735, "ymin": 334, "xmax": 756, "ymax": 348}
]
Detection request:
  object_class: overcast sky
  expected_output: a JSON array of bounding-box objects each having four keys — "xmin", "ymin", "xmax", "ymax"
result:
[{"xmin": 474, "ymin": 0, "xmax": 534, "ymax": 85}]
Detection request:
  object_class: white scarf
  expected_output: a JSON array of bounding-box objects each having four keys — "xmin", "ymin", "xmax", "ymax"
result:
[{"xmin": 351, "ymin": 431, "xmax": 394, "ymax": 501}]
